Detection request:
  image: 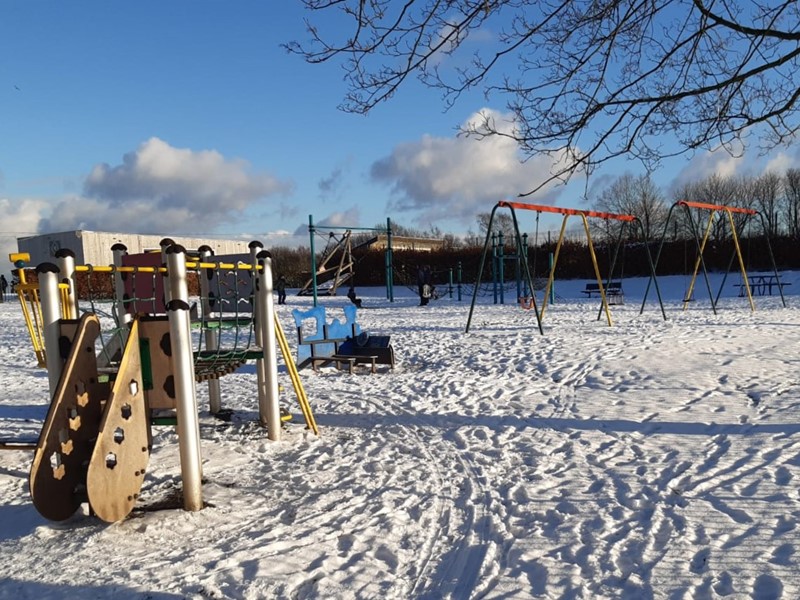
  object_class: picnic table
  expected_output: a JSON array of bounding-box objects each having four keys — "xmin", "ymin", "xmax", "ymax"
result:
[{"xmin": 735, "ymin": 274, "xmax": 791, "ymax": 297}]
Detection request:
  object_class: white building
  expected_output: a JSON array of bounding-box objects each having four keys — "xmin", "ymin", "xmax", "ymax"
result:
[
  {"xmin": 16, "ymin": 230, "xmax": 255, "ymax": 268},
  {"xmin": 372, "ymin": 234, "xmax": 445, "ymax": 252}
]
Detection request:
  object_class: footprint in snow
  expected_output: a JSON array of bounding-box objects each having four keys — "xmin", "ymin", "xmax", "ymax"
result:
[
  {"xmin": 773, "ymin": 465, "xmax": 792, "ymax": 486},
  {"xmin": 751, "ymin": 574, "xmax": 783, "ymax": 599},
  {"xmin": 689, "ymin": 547, "xmax": 710, "ymax": 573}
]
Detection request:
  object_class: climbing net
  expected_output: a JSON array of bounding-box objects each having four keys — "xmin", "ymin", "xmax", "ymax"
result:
[{"xmin": 25, "ymin": 244, "xmax": 273, "ymax": 388}]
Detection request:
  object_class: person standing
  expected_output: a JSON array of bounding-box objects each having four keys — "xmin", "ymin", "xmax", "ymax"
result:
[
  {"xmin": 347, "ymin": 285, "xmax": 362, "ymax": 308},
  {"xmin": 0, "ymin": 274, "xmax": 7, "ymax": 303},
  {"xmin": 275, "ymin": 275, "xmax": 287, "ymax": 305}
]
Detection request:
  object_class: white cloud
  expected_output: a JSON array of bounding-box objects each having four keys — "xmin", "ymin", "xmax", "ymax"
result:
[
  {"xmin": 38, "ymin": 138, "xmax": 294, "ymax": 234},
  {"xmin": 763, "ymin": 151, "xmax": 795, "ymax": 175},
  {"xmin": 670, "ymin": 142, "xmax": 800, "ymax": 192},
  {"xmin": 0, "ymin": 198, "xmax": 49, "ymax": 236},
  {"xmin": 370, "ymin": 109, "xmax": 573, "ymax": 225},
  {"xmin": 293, "ymin": 207, "xmax": 362, "ymax": 236},
  {"xmin": 316, "ymin": 207, "xmax": 362, "ymax": 228},
  {"xmin": 671, "ymin": 148, "xmax": 746, "ymax": 190},
  {"xmin": 0, "ymin": 198, "xmax": 51, "ymax": 272}
]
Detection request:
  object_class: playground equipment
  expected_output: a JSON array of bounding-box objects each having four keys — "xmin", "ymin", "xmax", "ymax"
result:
[
  {"xmin": 24, "ymin": 240, "xmax": 316, "ymax": 522},
  {"xmin": 302, "ymin": 215, "xmax": 395, "ymax": 306},
  {"xmin": 466, "ymin": 201, "xmax": 666, "ymax": 333},
  {"xmin": 292, "ymin": 304, "xmax": 395, "ymax": 373},
  {"xmin": 641, "ymin": 200, "xmax": 787, "ymax": 314},
  {"xmin": 7, "ymin": 252, "xmax": 73, "ymax": 368},
  {"xmin": 297, "ymin": 229, "xmax": 359, "ymax": 298},
  {"xmin": 488, "ymin": 231, "xmax": 541, "ymax": 305},
  {"xmin": 392, "ymin": 261, "xmax": 465, "ymax": 303}
]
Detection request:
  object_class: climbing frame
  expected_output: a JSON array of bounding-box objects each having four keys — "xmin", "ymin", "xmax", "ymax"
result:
[{"xmin": 29, "ymin": 242, "xmax": 314, "ymax": 521}]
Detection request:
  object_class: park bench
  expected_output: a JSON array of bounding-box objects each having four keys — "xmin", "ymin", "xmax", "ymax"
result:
[{"xmin": 581, "ymin": 281, "xmax": 624, "ymax": 304}]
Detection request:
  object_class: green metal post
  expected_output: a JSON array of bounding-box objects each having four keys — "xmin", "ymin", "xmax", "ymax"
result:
[
  {"xmin": 308, "ymin": 214, "xmax": 318, "ymax": 307},
  {"xmin": 386, "ymin": 217, "xmax": 394, "ymax": 302},
  {"xmin": 491, "ymin": 234, "xmax": 498, "ymax": 304},
  {"xmin": 448, "ymin": 268, "xmax": 453, "ymax": 299},
  {"xmin": 498, "ymin": 231, "xmax": 505, "ymax": 305},
  {"xmin": 457, "ymin": 262, "xmax": 462, "ymax": 301}
]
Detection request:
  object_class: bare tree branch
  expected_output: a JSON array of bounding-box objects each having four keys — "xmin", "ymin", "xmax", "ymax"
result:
[{"xmin": 287, "ymin": 0, "xmax": 800, "ymax": 194}]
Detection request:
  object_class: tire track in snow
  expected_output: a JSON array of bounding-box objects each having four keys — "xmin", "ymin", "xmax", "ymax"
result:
[{"xmin": 346, "ymin": 388, "xmax": 494, "ymax": 599}]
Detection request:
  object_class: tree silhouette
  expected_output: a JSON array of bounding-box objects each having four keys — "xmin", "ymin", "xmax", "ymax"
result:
[{"xmin": 288, "ymin": 1, "xmax": 800, "ymax": 195}]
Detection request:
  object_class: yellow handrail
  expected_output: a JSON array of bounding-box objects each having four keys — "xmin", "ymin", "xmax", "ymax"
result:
[
  {"xmin": 274, "ymin": 314, "xmax": 318, "ymax": 436},
  {"xmin": 14, "ymin": 282, "xmax": 72, "ymax": 368}
]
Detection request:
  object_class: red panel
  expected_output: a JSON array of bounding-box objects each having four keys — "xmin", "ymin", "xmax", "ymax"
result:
[{"xmin": 121, "ymin": 253, "xmax": 166, "ymax": 314}]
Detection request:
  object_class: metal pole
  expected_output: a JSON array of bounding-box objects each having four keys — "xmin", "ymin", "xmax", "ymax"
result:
[
  {"xmin": 498, "ymin": 231, "xmax": 505, "ymax": 305},
  {"xmin": 198, "ymin": 245, "xmax": 222, "ymax": 415},
  {"xmin": 549, "ymin": 252, "xmax": 555, "ymax": 305},
  {"xmin": 491, "ymin": 234, "xmax": 498, "ymax": 304},
  {"xmin": 165, "ymin": 245, "xmax": 203, "ymax": 512},
  {"xmin": 726, "ymin": 210, "xmax": 756, "ymax": 312},
  {"xmin": 55, "ymin": 249, "xmax": 78, "ymax": 319},
  {"xmin": 111, "ymin": 243, "xmax": 132, "ymax": 328},
  {"xmin": 539, "ymin": 216, "xmax": 569, "ymax": 321},
  {"xmin": 386, "ymin": 217, "xmax": 394, "ymax": 301},
  {"xmin": 757, "ymin": 211, "xmax": 788, "ymax": 307},
  {"xmin": 38, "ymin": 263, "xmax": 63, "ymax": 398},
  {"xmin": 256, "ymin": 250, "xmax": 281, "ymax": 439},
  {"xmin": 160, "ymin": 238, "xmax": 176, "ymax": 305},
  {"xmin": 448, "ymin": 268, "xmax": 453, "ymax": 299},
  {"xmin": 640, "ymin": 202, "xmax": 679, "ymax": 314},
  {"xmin": 457, "ymin": 262, "xmax": 462, "ymax": 302},
  {"xmin": 309, "ymin": 215, "xmax": 318, "ymax": 307},
  {"xmin": 515, "ymin": 234, "xmax": 522, "ymax": 301},
  {"xmin": 251, "ymin": 241, "xmax": 270, "ymax": 429},
  {"xmin": 522, "ymin": 233, "xmax": 529, "ymax": 298},
  {"xmin": 507, "ymin": 205, "xmax": 544, "ymax": 334}
]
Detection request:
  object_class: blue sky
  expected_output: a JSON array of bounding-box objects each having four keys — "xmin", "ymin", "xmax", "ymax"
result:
[{"xmin": 1, "ymin": 2, "xmax": 797, "ymax": 263}]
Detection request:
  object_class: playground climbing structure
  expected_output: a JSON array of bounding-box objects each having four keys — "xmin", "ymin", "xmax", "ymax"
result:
[{"xmin": 23, "ymin": 240, "xmax": 316, "ymax": 523}]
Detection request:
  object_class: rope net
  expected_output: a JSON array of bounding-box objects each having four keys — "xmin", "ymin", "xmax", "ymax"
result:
[{"xmin": 73, "ymin": 251, "xmax": 265, "ymax": 381}]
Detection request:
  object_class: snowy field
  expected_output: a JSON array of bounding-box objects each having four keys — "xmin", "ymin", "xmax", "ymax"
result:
[{"xmin": 1, "ymin": 271, "xmax": 799, "ymax": 599}]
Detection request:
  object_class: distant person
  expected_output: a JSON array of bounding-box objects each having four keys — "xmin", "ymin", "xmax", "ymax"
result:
[
  {"xmin": 347, "ymin": 285, "xmax": 362, "ymax": 308},
  {"xmin": 417, "ymin": 265, "xmax": 432, "ymax": 306},
  {"xmin": 275, "ymin": 275, "xmax": 287, "ymax": 305},
  {"xmin": 0, "ymin": 274, "xmax": 7, "ymax": 302}
]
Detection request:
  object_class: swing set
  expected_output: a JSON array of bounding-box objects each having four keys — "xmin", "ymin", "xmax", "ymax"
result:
[
  {"xmin": 466, "ymin": 200, "xmax": 666, "ymax": 333},
  {"xmin": 641, "ymin": 200, "xmax": 787, "ymax": 314}
]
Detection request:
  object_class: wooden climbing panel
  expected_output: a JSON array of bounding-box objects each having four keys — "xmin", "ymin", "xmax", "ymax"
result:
[
  {"xmin": 137, "ymin": 316, "xmax": 177, "ymax": 410},
  {"xmin": 29, "ymin": 314, "xmax": 109, "ymax": 521},
  {"xmin": 87, "ymin": 317, "xmax": 150, "ymax": 523}
]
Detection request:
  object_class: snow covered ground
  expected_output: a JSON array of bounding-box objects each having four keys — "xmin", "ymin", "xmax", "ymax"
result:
[{"xmin": 1, "ymin": 271, "xmax": 799, "ymax": 599}]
